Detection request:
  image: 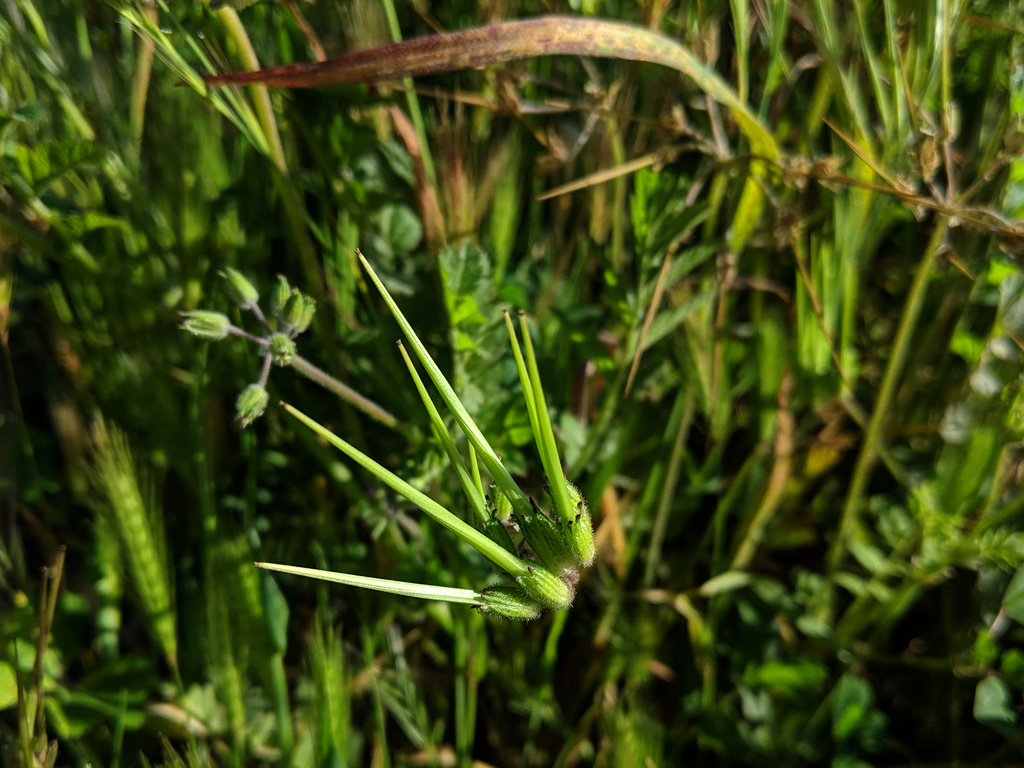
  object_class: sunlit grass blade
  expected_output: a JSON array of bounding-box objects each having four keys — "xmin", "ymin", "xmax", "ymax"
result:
[
  {"xmin": 357, "ymin": 250, "xmax": 532, "ymax": 519},
  {"xmin": 515, "ymin": 312, "xmax": 575, "ymax": 522},
  {"xmin": 396, "ymin": 340, "xmax": 487, "ymax": 525},
  {"xmin": 255, "ymin": 563, "xmax": 485, "ymax": 605},
  {"xmin": 502, "ymin": 310, "xmax": 539, "ymax": 436},
  {"xmin": 281, "ymin": 401, "xmax": 528, "ymax": 577},
  {"xmin": 118, "ymin": 2, "xmax": 269, "ymax": 156}
]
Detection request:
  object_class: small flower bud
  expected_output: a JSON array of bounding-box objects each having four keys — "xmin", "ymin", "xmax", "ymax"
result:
[
  {"xmin": 181, "ymin": 310, "xmax": 231, "ymax": 341},
  {"xmin": 517, "ymin": 564, "xmax": 573, "ymax": 609},
  {"xmin": 268, "ymin": 333, "xmax": 296, "ymax": 366},
  {"xmin": 220, "ymin": 268, "xmax": 259, "ymax": 307},
  {"xmin": 281, "ymin": 290, "xmax": 315, "ymax": 335},
  {"xmin": 293, "ymin": 295, "xmax": 316, "ymax": 335},
  {"xmin": 270, "ymin": 276, "xmax": 291, "ymax": 319},
  {"xmin": 491, "ymin": 486, "xmax": 513, "ymax": 522},
  {"xmin": 479, "ymin": 585, "xmax": 543, "ymax": 620},
  {"xmin": 566, "ymin": 483, "xmax": 596, "ymax": 566},
  {"xmin": 236, "ymin": 384, "xmax": 269, "ymax": 427}
]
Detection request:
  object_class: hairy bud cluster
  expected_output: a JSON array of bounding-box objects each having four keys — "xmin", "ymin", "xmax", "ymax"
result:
[
  {"xmin": 181, "ymin": 271, "xmax": 318, "ymax": 428},
  {"xmin": 477, "ymin": 481, "xmax": 596, "ymax": 619}
]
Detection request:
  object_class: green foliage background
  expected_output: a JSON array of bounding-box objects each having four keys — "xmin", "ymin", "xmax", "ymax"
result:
[{"xmin": 2, "ymin": 0, "xmax": 1024, "ymax": 765}]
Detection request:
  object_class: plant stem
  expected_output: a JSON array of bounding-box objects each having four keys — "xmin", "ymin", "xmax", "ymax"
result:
[
  {"xmin": 379, "ymin": 0, "xmax": 437, "ymax": 188},
  {"xmin": 289, "ymin": 354, "xmax": 403, "ymax": 432},
  {"xmin": 827, "ymin": 220, "xmax": 948, "ymax": 576},
  {"xmin": 216, "ymin": 7, "xmax": 286, "ymax": 172},
  {"xmin": 129, "ymin": 4, "xmax": 158, "ymax": 146}
]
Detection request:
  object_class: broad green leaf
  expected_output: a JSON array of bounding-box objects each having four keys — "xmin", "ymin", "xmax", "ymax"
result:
[{"xmin": 974, "ymin": 676, "xmax": 1018, "ymax": 737}]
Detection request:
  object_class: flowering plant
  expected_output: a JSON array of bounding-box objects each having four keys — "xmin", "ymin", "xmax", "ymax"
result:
[{"xmin": 184, "ymin": 254, "xmax": 595, "ymax": 619}]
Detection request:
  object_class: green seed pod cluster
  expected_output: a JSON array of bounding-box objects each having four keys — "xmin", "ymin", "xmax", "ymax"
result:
[
  {"xmin": 268, "ymin": 333, "xmax": 296, "ymax": 366},
  {"xmin": 514, "ymin": 498, "xmax": 575, "ymax": 574},
  {"xmin": 236, "ymin": 384, "xmax": 269, "ymax": 428},
  {"xmin": 181, "ymin": 310, "xmax": 231, "ymax": 341},
  {"xmin": 501, "ymin": 482, "xmax": 596, "ymax": 579},
  {"xmin": 181, "ymin": 270, "xmax": 327, "ymax": 428}
]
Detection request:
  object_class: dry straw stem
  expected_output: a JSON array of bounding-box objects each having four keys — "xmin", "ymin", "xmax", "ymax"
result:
[{"xmin": 203, "ymin": 16, "xmax": 780, "ymax": 163}]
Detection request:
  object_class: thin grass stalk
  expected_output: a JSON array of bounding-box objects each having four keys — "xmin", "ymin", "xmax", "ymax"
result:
[
  {"xmin": 205, "ymin": 558, "xmax": 246, "ymax": 756},
  {"xmin": 129, "ymin": 4, "xmax": 159, "ymax": 146},
  {"xmin": 516, "ymin": 313, "xmax": 575, "ymax": 521},
  {"xmin": 257, "ymin": 563, "xmax": 484, "ymax": 604},
  {"xmin": 378, "ymin": 0, "xmax": 436, "ymax": 188},
  {"xmin": 290, "ymin": 354, "xmax": 403, "ymax": 431},
  {"xmin": 396, "ymin": 341, "xmax": 487, "ymax": 525},
  {"xmin": 281, "ymin": 402, "xmax": 530, "ymax": 577},
  {"xmin": 827, "ymin": 220, "xmax": 948, "ymax": 577},
  {"xmin": 643, "ymin": 388, "xmax": 693, "ymax": 588},
  {"xmin": 357, "ymin": 251, "xmax": 533, "ymax": 520},
  {"xmin": 363, "ymin": 626, "xmax": 391, "ymax": 768},
  {"xmin": 213, "ymin": 7, "xmax": 327, "ymax": 348},
  {"xmin": 731, "ymin": 374, "xmax": 794, "ymax": 571},
  {"xmin": 216, "ymin": 7, "xmax": 286, "ymax": 171},
  {"xmin": 118, "ymin": 4, "xmax": 268, "ymax": 152}
]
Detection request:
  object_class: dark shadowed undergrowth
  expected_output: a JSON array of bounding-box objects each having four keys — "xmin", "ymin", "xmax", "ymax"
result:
[{"xmin": 2, "ymin": 0, "xmax": 1024, "ymax": 766}]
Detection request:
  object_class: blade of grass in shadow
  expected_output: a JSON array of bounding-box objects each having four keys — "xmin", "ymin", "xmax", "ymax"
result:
[{"xmin": 203, "ymin": 16, "xmax": 779, "ymax": 162}]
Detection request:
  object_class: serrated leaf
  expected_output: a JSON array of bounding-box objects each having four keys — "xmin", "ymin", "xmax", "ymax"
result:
[
  {"xmin": 16, "ymin": 140, "xmax": 105, "ymax": 190},
  {"xmin": 380, "ymin": 203, "xmax": 422, "ymax": 257},
  {"xmin": 440, "ymin": 242, "xmax": 491, "ymax": 304}
]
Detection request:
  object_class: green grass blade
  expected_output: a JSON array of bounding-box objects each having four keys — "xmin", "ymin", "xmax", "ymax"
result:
[
  {"xmin": 282, "ymin": 402, "xmax": 528, "ymax": 576},
  {"xmin": 516, "ymin": 313, "xmax": 575, "ymax": 522},
  {"xmin": 396, "ymin": 341, "xmax": 487, "ymax": 525},
  {"xmin": 255, "ymin": 562, "xmax": 484, "ymax": 605},
  {"xmin": 357, "ymin": 251, "xmax": 532, "ymax": 519}
]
